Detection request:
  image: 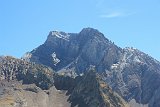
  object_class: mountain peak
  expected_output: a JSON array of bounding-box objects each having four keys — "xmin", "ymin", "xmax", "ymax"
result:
[
  {"xmin": 80, "ymin": 27, "xmax": 99, "ymax": 32},
  {"xmin": 19, "ymin": 28, "xmax": 160, "ymax": 107},
  {"xmin": 24, "ymin": 28, "xmax": 119, "ymax": 72},
  {"xmin": 79, "ymin": 27, "xmax": 105, "ymax": 38}
]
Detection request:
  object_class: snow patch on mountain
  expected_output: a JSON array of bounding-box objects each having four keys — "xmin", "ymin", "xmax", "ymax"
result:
[
  {"xmin": 51, "ymin": 52, "xmax": 60, "ymax": 66},
  {"xmin": 51, "ymin": 31, "xmax": 70, "ymax": 41},
  {"xmin": 111, "ymin": 64, "xmax": 119, "ymax": 69}
]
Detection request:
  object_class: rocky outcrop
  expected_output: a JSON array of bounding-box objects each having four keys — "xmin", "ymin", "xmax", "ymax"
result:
[
  {"xmin": 68, "ymin": 68, "xmax": 128, "ymax": 107},
  {"xmin": 0, "ymin": 56, "xmax": 54, "ymax": 90},
  {"xmin": 52, "ymin": 66, "xmax": 128, "ymax": 107}
]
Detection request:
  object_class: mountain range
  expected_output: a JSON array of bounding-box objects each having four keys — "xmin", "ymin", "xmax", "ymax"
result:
[{"xmin": 0, "ymin": 28, "xmax": 160, "ymax": 107}]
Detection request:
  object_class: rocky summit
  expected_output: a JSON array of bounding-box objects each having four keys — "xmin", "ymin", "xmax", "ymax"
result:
[
  {"xmin": 23, "ymin": 28, "xmax": 121, "ymax": 75},
  {"xmin": 23, "ymin": 28, "xmax": 160, "ymax": 107}
]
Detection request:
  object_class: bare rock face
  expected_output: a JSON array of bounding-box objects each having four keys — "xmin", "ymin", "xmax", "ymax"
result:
[{"xmin": 23, "ymin": 28, "xmax": 160, "ymax": 107}]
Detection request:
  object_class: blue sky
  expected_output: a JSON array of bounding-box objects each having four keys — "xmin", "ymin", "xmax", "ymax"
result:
[{"xmin": 0, "ymin": 0, "xmax": 160, "ymax": 61}]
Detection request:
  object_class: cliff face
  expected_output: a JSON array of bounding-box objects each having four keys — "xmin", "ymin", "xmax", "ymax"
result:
[{"xmin": 23, "ymin": 28, "xmax": 160, "ymax": 107}]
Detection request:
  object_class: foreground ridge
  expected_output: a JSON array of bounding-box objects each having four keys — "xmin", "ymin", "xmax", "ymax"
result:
[{"xmin": 0, "ymin": 56, "xmax": 127, "ymax": 107}]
